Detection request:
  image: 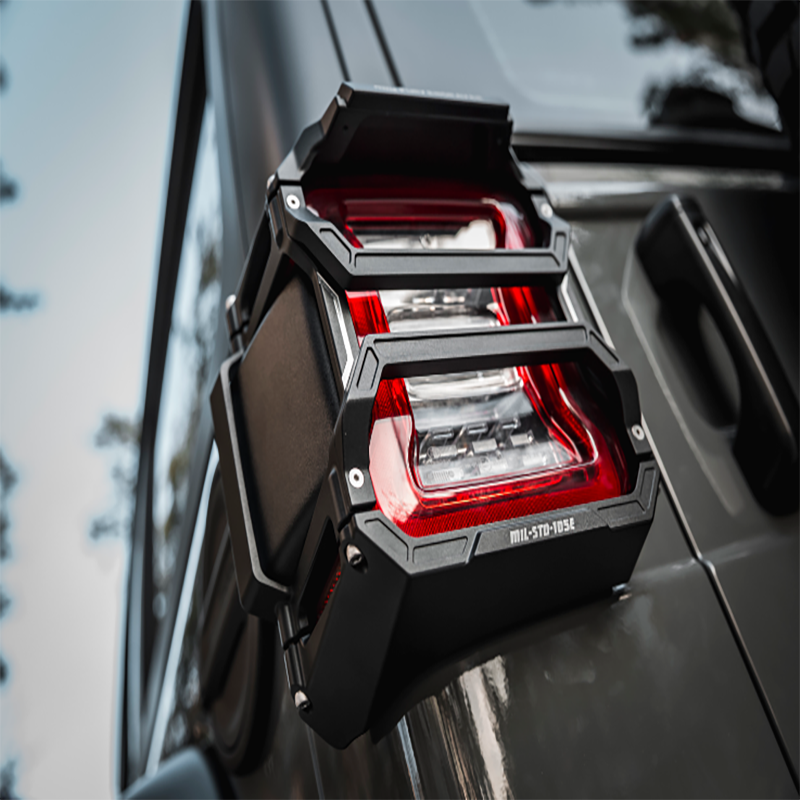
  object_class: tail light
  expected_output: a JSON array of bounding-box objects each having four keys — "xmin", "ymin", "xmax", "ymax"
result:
[
  {"xmin": 211, "ymin": 83, "xmax": 657, "ymax": 749},
  {"xmin": 305, "ymin": 191, "xmax": 630, "ymax": 539}
]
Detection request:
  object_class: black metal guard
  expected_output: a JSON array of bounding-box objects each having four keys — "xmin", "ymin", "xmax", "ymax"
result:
[
  {"xmin": 274, "ymin": 323, "xmax": 657, "ymax": 747},
  {"xmin": 208, "ymin": 82, "xmax": 659, "ymax": 748}
]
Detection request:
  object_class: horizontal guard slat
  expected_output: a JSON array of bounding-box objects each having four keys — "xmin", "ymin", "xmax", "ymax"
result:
[
  {"xmin": 283, "ymin": 206, "xmax": 570, "ymax": 292},
  {"xmin": 331, "ymin": 323, "xmax": 650, "ymax": 515},
  {"xmin": 360, "ymin": 323, "xmax": 589, "ymax": 384},
  {"xmin": 350, "ymin": 250, "xmax": 562, "ymax": 283}
]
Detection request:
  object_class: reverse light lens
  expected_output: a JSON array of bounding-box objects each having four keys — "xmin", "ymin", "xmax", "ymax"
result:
[
  {"xmin": 306, "ymin": 185, "xmax": 629, "ymax": 537},
  {"xmin": 368, "ymin": 365, "xmax": 628, "ymax": 538},
  {"xmin": 358, "ymin": 283, "xmax": 629, "ymax": 537}
]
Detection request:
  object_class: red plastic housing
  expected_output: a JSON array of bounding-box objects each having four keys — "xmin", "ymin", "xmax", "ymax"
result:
[
  {"xmin": 305, "ymin": 179, "xmax": 541, "ymax": 251},
  {"xmin": 306, "ymin": 185, "xmax": 629, "ymax": 538}
]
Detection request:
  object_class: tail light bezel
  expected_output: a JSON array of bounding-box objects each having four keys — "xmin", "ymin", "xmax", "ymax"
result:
[
  {"xmin": 316, "ymin": 324, "xmax": 645, "ymax": 534},
  {"xmin": 210, "ymin": 83, "xmax": 658, "ymax": 750},
  {"xmin": 284, "ymin": 323, "xmax": 656, "ymax": 747}
]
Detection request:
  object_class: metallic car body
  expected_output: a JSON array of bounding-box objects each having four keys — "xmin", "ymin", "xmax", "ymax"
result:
[{"xmin": 119, "ymin": 3, "xmax": 799, "ymax": 797}]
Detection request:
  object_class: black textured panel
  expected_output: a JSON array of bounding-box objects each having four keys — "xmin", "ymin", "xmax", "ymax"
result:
[{"xmin": 236, "ymin": 273, "xmax": 339, "ymax": 583}]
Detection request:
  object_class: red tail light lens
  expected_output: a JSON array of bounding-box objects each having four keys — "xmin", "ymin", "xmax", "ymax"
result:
[
  {"xmin": 305, "ymin": 180, "xmax": 541, "ymax": 252},
  {"xmin": 306, "ymin": 186, "xmax": 630, "ymax": 537},
  {"xmin": 316, "ymin": 553, "xmax": 342, "ymax": 621}
]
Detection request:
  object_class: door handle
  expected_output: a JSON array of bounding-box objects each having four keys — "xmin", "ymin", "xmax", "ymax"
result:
[{"xmin": 636, "ymin": 195, "xmax": 798, "ymax": 515}]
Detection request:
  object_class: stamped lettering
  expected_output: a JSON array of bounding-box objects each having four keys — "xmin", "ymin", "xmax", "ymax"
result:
[{"xmin": 509, "ymin": 516, "xmax": 576, "ymax": 545}]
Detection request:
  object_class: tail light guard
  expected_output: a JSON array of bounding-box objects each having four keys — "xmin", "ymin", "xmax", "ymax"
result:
[{"xmin": 210, "ymin": 83, "xmax": 658, "ymax": 748}]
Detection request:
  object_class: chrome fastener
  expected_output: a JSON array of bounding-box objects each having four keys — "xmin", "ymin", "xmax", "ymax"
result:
[
  {"xmin": 294, "ymin": 690, "xmax": 311, "ymax": 711},
  {"xmin": 348, "ymin": 467, "xmax": 364, "ymax": 488},
  {"xmin": 346, "ymin": 543, "xmax": 365, "ymax": 568}
]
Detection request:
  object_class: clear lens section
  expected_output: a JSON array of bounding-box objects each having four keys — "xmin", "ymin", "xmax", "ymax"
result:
[
  {"xmin": 325, "ymin": 185, "xmax": 627, "ymax": 537},
  {"xmin": 373, "ymin": 284, "xmax": 571, "ymax": 491},
  {"xmin": 356, "ymin": 218, "xmax": 496, "ymax": 250},
  {"xmin": 380, "ymin": 287, "xmax": 499, "ymax": 333},
  {"xmin": 411, "ymin": 371, "xmax": 573, "ymax": 488},
  {"xmin": 340, "ymin": 194, "xmax": 564, "ymax": 493}
]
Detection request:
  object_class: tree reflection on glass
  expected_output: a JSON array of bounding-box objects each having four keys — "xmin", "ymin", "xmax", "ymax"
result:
[
  {"xmin": 627, "ymin": 0, "xmax": 748, "ymax": 66},
  {"xmin": 151, "ymin": 107, "xmax": 221, "ymax": 623},
  {"xmin": 163, "ymin": 625, "xmax": 205, "ymax": 759},
  {"xmin": 624, "ymin": 0, "xmax": 777, "ymax": 130},
  {"xmin": 476, "ymin": 0, "xmax": 779, "ymax": 132},
  {"xmin": 529, "ymin": 0, "xmax": 750, "ymax": 69}
]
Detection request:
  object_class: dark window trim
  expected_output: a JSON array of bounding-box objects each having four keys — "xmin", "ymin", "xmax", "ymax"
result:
[
  {"xmin": 141, "ymin": 421, "xmax": 214, "ymax": 775},
  {"xmin": 123, "ymin": 0, "xmax": 207, "ymax": 788},
  {"xmin": 512, "ymin": 128, "xmax": 795, "ymax": 173}
]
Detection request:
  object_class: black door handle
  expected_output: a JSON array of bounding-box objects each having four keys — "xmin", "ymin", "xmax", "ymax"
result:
[{"xmin": 636, "ymin": 195, "xmax": 798, "ymax": 515}]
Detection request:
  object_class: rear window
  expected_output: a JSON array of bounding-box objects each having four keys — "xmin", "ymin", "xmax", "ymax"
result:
[{"xmin": 475, "ymin": 0, "xmax": 779, "ymax": 132}]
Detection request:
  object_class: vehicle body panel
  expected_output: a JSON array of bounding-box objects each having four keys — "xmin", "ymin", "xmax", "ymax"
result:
[
  {"xmin": 120, "ymin": 2, "xmax": 799, "ymax": 795},
  {"xmin": 561, "ymin": 183, "xmax": 799, "ymax": 774}
]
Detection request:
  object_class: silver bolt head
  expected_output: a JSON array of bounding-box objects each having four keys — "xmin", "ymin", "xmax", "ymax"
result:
[
  {"xmin": 540, "ymin": 202, "xmax": 554, "ymax": 219},
  {"xmin": 631, "ymin": 424, "xmax": 645, "ymax": 441},
  {"xmin": 286, "ymin": 193, "xmax": 301, "ymax": 210},
  {"xmin": 348, "ymin": 467, "xmax": 364, "ymax": 488},
  {"xmin": 294, "ymin": 690, "xmax": 311, "ymax": 711},
  {"xmin": 346, "ymin": 543, "xmax": 365, "ymax": 567}
]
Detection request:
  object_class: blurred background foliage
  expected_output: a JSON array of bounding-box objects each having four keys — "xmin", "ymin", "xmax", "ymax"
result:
[
  {"xmin": 89, "ymin": 413, "xmax": 141, "ymax": 541},
  {"xmin": 0, "ymin": 4, "xmax": 37, "ymax": 790}
]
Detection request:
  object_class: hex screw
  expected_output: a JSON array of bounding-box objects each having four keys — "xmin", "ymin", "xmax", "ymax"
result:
[
  {"xmin": 294, "ymin": 690, "xmax": 311, "ymax": 711},
  {"xmin": 631, "ymin": 424, "xmax": 645, "ymax": 441},
  {"xmin": 348, "ymin": 467, "xmax": 364, "ymax": 489},
  {"xmin": 286, "ymin": 193, "xmax": 301, "ymax": 210},
  {"xmin": 224, "ymin": 294, "xmax": 239, "ymax": 333},
  {"xmin": 224, "ymin": 294, "xmax": 244, "ymax": 353},
  {"xmin": 346, "ymin": 543, "xmax": 365, "ymax": 568}
]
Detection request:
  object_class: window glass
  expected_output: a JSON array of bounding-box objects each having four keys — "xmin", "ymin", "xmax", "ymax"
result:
[
  {"xmin": 469, "ymin": 0, "xmax": 780, "ymax": 133},
  {"xmin": 151, "ymin": 103, "xmax": 222, "ymax": 621}
]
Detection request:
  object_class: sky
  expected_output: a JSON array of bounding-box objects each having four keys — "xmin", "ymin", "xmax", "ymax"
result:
[{"xmin": 0, "ymin": 2, "xmax": 185, "ymax": 797}]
